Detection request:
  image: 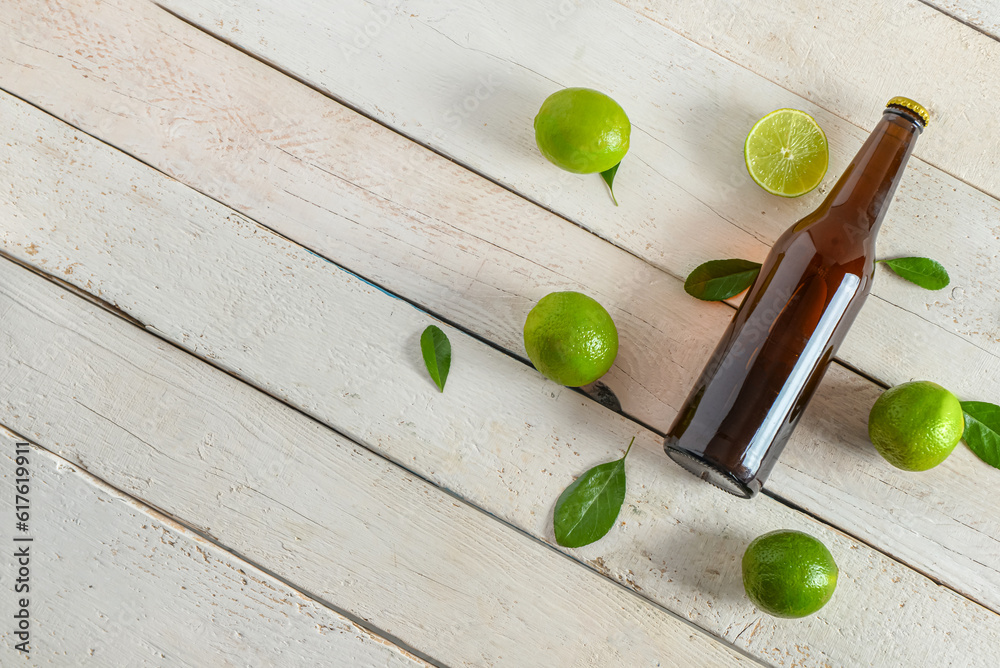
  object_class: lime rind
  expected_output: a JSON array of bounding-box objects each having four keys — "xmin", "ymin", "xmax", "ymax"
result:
[
  {"xmin": 867, "ymin": 381, "xmax": 964, "ymax": 471},
  {"xmin": 523, "ymin": 291, "xmax": 619, "ymax": 387},
  {"xmin": 534, "ymin": 88, "xmax": 631, "ymax": 175},
  {"xmin": 744, "ymin": 108, "xmax": 829, "ymax": 198},
  {"xmin": 742, "ymin": 529, "xmax": 838, "ymax": 618}
]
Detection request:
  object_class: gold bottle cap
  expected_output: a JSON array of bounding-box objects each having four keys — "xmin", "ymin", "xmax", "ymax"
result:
[{"xmin": 886, "ymin": 96, "xmax": 930, "ymax": 127}]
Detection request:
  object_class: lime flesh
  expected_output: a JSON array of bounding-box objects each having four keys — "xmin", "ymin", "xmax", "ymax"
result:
[{"xmin": 744, "ymin": 109, "xmax": 829, "ymax": 197}]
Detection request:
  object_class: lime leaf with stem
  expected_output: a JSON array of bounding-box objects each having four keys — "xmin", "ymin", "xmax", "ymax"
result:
[{"xmin": 553, "ymin": 437, "xmax": 634, "ymax": 548}]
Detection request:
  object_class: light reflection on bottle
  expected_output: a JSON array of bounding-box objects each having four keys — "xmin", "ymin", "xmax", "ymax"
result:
[
  {"xmin": 664, "ymin": 101, "xmax": 927, "ymax": 498},
  {"xmin": 742, "ymin": 273, "xmax": 860, "ymax": 474}
]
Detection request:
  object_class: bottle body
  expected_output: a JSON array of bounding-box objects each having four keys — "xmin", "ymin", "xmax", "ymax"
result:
[{"xmin": 665, "ymin": 105, "xmax": 924, "ymax": 498}]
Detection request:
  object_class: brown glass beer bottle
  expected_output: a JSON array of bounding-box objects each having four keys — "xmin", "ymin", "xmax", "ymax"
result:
[{"xmin": 665, "ymin": 97, "xmax": 929, "ymax": 498}]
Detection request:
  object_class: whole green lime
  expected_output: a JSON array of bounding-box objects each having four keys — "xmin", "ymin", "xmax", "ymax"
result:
[
  {"xmin": 868, "ymin": 380, "xmax": 964, "ymax": 471},
  {"xmin": 523, "ymin": 291, "xmax": 619, "ymax": 387},
  {"xmin": 533, "ymin": 88, "xmax": 630, "ymax": 174},
  {"xmin": 742, "ymin": 530, "xmax": 838, "ymax": 619}
]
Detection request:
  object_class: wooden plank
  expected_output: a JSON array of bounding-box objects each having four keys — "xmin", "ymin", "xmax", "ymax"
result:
[
  {"xmin": 0, "ymin": 0, "xmax": 711, "ymax": 430},
  {"xmin": 0, "ymin": 430, "xmax": 435, "ymax": 668},
  {"xmin": 0, "ymin": 275, "xmax": 757, "ymax": 668},
  {"xmin": 17, "ymin": 0, "xmax": 998, "ymax": 420},
  {"xmin": 922, "ymin": 0, "xmax": 1000, "ymax": 40},
  {"xmin": 1, "ymin": 96, "xmax": 999, "ymax": 666},
  {"xmin": 2, "ymin": 0, "xmax": 999, "ymax": 618},
  {"xmin": 611, "ymin": 0, "xmax": 1000, "ymax": 199}
]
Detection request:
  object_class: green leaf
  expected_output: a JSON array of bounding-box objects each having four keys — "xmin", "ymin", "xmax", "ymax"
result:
[
  {"xmin": 684, "ymin": 259, "xmax": 762, "ymax": 301},
  {"xmin": 601, "ymin": 162, "xmax": 621, "ymax": 207},
  {"xmin": 962, "ymin": 401, "xmax": 1000, "ymax": 468},
  {"xmin": 420, "ymin": 325, "xmax": 451, "ymax": 392},
  {"xmin": 878, "ymin": 257, "xmax": 950, "ymax": 290},
  {"xmin": 553, "ymin": 437, "xmax": 634, "ymax": 548}
]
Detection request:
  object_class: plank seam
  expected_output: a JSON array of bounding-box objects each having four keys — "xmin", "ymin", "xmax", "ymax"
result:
[
  {"xmin": 3, "ymin": 188, "xmax": 995, "ymax": 636},
  {"xmin": 0, "ymin": 83, "xmax": 963, "ymax": 609},
  {"xmin": 608, "ymin": 0, "xmax": 1000, "ymax": 208},
  {"xmin": 0, "ymin": 421, "xmax": 452, "ymax": 668},
  {"xmin": 146, "ymin": 2, "xmax": 1000, "ymax": 376},
  {"xmin": 0, "ymin": 73, "xmax": 892, "ymax": 412},
  {"xmin": 0, "ymin": 244, "xmax": 768, "ymax": 657},
  {"xmin": 872, "ymin": 292, "xmax": 1000, "ymax": 360},
  {"xmin": 148, "ymin": 2, "xmax": 692, "ymax": 284},
  {"xmin": 761, "ymin": 486, "xmax": 956, "ymax": 589},
  {"xmin": 913, "ymin": 0, "xmax": 1000, "ymax": 44},
  {"xmin": 2, "ymin": 58, "xmax": 992, "ymax": 623},
  {"xmin": 0, "ymin": 262, "xmax": 772, "ymax": 665},
  {"xmin": 0, "ymin": 82, "xmax": 556, "ymax": 375},
  {"xmin": 0, "ymin": 245, "xmax": 145, "ymax": 330}
]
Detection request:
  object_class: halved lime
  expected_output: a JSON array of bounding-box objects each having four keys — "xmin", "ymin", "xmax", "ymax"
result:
[{"xmin": 744, "ymin": 109, "xmax": 828, "ymax": 198}]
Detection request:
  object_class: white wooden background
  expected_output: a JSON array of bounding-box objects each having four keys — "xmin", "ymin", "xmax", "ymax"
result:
[{"xmin": 1, "ymin": 0, "xmax": 999, "ymax": 665}]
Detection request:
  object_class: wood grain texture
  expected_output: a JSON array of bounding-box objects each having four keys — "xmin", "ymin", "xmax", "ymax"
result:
[
  {"xmin": 612, "ymin": 0, "xmax": 1000, "ymax": 199},
  {"xmin": 923, "ymin": 0, "xmax": 1000, "ymax": 39},
  {"xmin": 2, "ymin": 0, "xmax": 1000, "ymax": 619},
  {"xmin": 1, "ymin": 95, "xmax": 999, "ymax": 665},
  {"xmin": 131, "ymin": 0, "xmax": 1000, "ymax": 406},
  {"xmin": 0, "ymin": 431, "xmax": 435, "ymax": 668},
  {"xmin": 0, "ymin": 276, "xmax": 756, "ymax": 668},
  {"xmin": 0, "ymin": 0, "xmax": 722, "ymax": 432},
  {"xmin": 9, "ymin": 0, "xmax": 1000, "ymax": 438}
]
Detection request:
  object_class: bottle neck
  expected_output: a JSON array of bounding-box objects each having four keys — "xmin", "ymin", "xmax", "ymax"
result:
[{"xmin": 820, "ymin": 108, "xmax": 923, "ymax": 236}]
